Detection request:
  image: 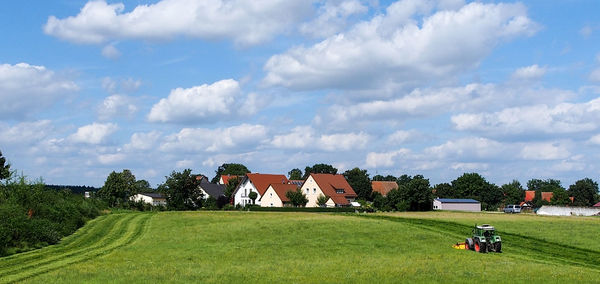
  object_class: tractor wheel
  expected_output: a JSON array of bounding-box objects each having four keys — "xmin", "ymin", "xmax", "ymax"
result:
[
  {"xmin": 474, "ymin": 239, "xmax": 481, "ymax": 252},
  {"xmin": 495, "ymin": 242, "xmax": 502, "ymax": 253},
  {"xmin": 481, "ymin": 242, "xmax": 487, "ymax": 253},
  {"xmin": 466, "ymin": 238, "xmax": 473, "ymax": 250}
]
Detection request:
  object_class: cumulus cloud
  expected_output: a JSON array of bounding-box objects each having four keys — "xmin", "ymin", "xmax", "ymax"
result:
[
  {"xmin": 511, "ymin": 64, "xmax": 546, "ymax": 81},
  {"xmin": 270, "ymin": 126, "xmax": 370, "ymax": 151},
  {"xmin": 69, "ymin": 122, "xmax": 118, "ymax": 144},
  {"xmin": 125, "ymin": 131, "xmax": 162, "ymax": 151},
  {"xmin": 0, "ymin": 120, "xmax": 54, "ymax": 145},
  {"xmin": 0, "ymin": 63, "xmax": 78, "ymax": 119},
  {"xmin": 148, "ymin": 79, "xmax": 260, "ymax": 123},
  {"xmin": 44, "ymin": 0, "xmax": 312, "ymax": 46},
  {"xmin": 101, "ymin": 43, "xmax": 121, "ymax": 59},
  {"xmin": 98, "ymin": 95, "xmax": 138, "ymax": 120},
  {"xmin": 451, "ymin": 98, "xmax": 600, "ymax": 137},
  {"xmin": 299, "ymin": 0, "xmax": 368, "ymax": 38},
  {"xmin": 160, "ymin": 124, "xmax": 268, "ymax": 153},
  {"xmin": 519, "ymin": 142, "xmax": 570, "ymax": 160},
  {"xmin": 424, "ymin": 137, "xmax": 505, "ymax": 160},
  {"xmin": 386, "ymin": 130, "xmax": 422, "ymax": 145},
  {"xmin": 263, "ymin": 1, "xmax": 538, "ymax": 90},
  {"xmin": 365, "ymin": 149, "xmax": 410, "ymax": 168},
  {"xmin": 98, "ymin": 153, "xmax": 125, "ymax": 165}
]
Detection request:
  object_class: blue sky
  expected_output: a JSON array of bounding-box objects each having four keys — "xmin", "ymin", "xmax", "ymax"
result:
[{"xmin": 1, "ymin": 0, "xmax": 600, "ymax": 188}]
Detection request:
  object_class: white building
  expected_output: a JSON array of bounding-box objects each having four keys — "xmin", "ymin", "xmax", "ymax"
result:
[
  {"xmin": 233, "ymin": 173, "xmax": 288, "ymax": 206},
  {"xmin": 433, "ymin": 198, "xmax": 481, "ymax": 212},
  {"xmin": 130, "ymin": 193, "xmax": 167, "ymax": 206}
]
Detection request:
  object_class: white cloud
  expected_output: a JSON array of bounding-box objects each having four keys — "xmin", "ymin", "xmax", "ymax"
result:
[
  {"xmin": 0, "ymin": 120, "xmax": 53, "ymax": 145},
  {"xmin": 175, "ymin": 159, "xmax": 194, "ymax": 168},
  {"xmin": 386, "ymin": 129, "xmax": 421, "ymax": 144},
  {"xmin": 0, "ymin": 63, "xmax": 78, "ymax": 119},
  {"xmin": 589, "ymin": 68, "xmax": 600, "ymax": 82},
  {"xmin": 98, "ymin": 95, "xmax": 138, "ymax": 120},
  {"xmin": 125, "ymin": 131, "xmax": 162, "ymax": 151},
  {"xmin": 519, "ymin": 142, "xmax": 570, "ymax": 160},
  {"xmin": 511, "ymin": 64, "xmax": 546, "ymax": 81},
  {"xmin": 148, "ymin": 79, "xmax": 248, "ymax": 123},
  {"xmin": 451, "ymin": 98, "xmax": 600, "ymax": 137},
  {"xmin": 44, "ymin": 0, "xmax": 312, "ymax": 46},
  {"xmin": 580, "ymin": 25, "xmax": 593, "ymax": 38},
  {"xmin": 299, "ymin": 0, "xmax": 368, "ymax": 38},
  {"xmin": 425, "ymin": 137, "xmax": 505, "ymax": 160},
  {"xmin": 160, "ymin": 124, "xmax": 268, "ymax": 153},
  {"xmin": 450, "ymin": 162, "xmax": 489, "ymax": 171},
  {"xmin": 98, "ymin": 153, "xmax": 125, "ymax": 165},
  {"xmin": 270, "ymin": 126, "xmax": 369, "ymax": 151},
  {"xmin": 263, "ymin": 2, "xmax": 538, "ymax": 90},
  {"xmin": 365, "ymin": 149, "xmax": 410, "ymax": 168},
  {"xmin": 101, "ymin": 43, "xmax": 121, "ymax": 59},
  {"xmin": 69, "ymin": 122, "xmax": 118, "ymax": 144}
]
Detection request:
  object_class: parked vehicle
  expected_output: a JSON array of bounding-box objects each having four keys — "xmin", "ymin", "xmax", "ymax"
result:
[{"xmin": 503, "ymin": 204, "xmax": 521, "ymax": 213}]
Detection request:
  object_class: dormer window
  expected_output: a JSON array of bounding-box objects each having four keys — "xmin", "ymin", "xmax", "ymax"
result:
[{"xmin": 335, "ymin": 188, "xmax": 345, "ymax": 194}]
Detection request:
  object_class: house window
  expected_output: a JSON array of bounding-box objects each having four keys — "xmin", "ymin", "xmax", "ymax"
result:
[
  {"xmin": 306, "ymin": 188, "xmax": 309, "ymax": 194},
  {"xmin": 270, "ymin": 203, "xmax": 273, "ymax": 207},
  {"xmin": 335, "ymin": 188, "xmax": 345, "ymax": 194},
  {"xmin": 270, "ymin": 193, "xmax": 272, "ymax": 197}
]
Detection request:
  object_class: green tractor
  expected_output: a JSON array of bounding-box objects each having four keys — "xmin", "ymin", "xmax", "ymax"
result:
[{"xmin": 465, "ymin": 224, "xmax": 501, "ymax": 253}]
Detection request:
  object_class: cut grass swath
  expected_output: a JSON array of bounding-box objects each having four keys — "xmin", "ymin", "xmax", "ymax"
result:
[
  {"xmin": 355, "ymin": 214, "xmax": 600, "ymax": 271},
  {"xmin": 0, "ymin": 212, "xmax": 151, "ymax": 284}
]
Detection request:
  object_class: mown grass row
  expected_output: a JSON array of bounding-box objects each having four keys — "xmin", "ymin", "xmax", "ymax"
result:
[
  {"xmin": 355, "ymin": 214, "xmax": 600, "ymax": 270},
  {"xmin": 0, "ymin": 212, "xmax": 151, "ymax": 283}
]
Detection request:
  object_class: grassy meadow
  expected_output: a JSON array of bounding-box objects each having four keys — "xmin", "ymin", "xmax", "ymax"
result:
[{"xmin": 1, "ymin": 211, "xmax": 599, "ymax": 283}]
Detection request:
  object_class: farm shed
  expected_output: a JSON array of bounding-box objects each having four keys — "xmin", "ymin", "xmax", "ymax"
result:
[
  {"xmin": 130, "ymin": 193, "xmax": 167, "ymax": 206},
  {"xmin": 433, "ymin": 198, "xmax": 481, "ymax": 212}
]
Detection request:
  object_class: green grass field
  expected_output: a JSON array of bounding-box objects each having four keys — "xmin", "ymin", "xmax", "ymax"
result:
[{"xmin": 1, "ymin": 211, "xmax": 599, "ymax": 283}]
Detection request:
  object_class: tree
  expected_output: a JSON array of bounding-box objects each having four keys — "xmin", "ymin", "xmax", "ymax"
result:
[
  {"xmin": 211, "ymin": 163, "xmax": 250, "ymax": 183},
  {"xmin": 288, "ymin": 168, "xmax": 303, "ymax": 180},
  {"xmin": 98, "ymin": 169, "xmax": 138, "ymax": 207},
  {"xmin": 451, "ymin": 173, "xmax": 502, "ymax": 211},
  {"xmin": 224, "ymin": 176, "xmax": 241, "ymax": 200},
  {"xmin": 303, "ymin": 163, "xmax": 337, "ymax": 179},
  {"xmin": 400, "ymin": 175, "xmax": 433, "ymax": 211},
  {"xmin": 372, "ymin": 175, "xmax": 396, "ymax": 181},
  {"xmin": 248, "ymin": 191, "xmax": 258, "ymax": 205},
  {"xmin": 317, "ymin": 194, "xmax": 329, "ymax": 207},
  {"xmin": 135, "ymin": 180, "xmax": 152, "ymax": 193},
  {"xmin": 528, "ymin": 178, "xmax": 565, "ymax": 208},
  {"xmin": 0, "ymin": 150, "xmax": 10, "ymax": 180},
  {"xmin": 550, "ymin": 188, "xmax": 571, "ymax": 205},
  {"xmin": 569, "ymin": 178, "xmax": 599, "ymax": 207},
  {"xmin": 285, "ymin": 189, "xmax": 308, "ymax": 207},
  {"xmin": 501, "ymin": 180, "xmax": 525, "ymax": 205},
  {"xmin": 433, "ymin": 183, "xmax": 455, "ymax": 198},
  {"xmin": 343, "ymin": 167, "xmax": 372, "ymax": 200},
  {"xmin": 396, "ymin": 174, "xmax": 412, "ymax": 187},
  {"xmin": 158, "ymin": 169, "xmax": 204, "ymax": 210}
]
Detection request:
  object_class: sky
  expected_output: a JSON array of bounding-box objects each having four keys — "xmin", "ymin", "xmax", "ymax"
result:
[{"xmin": 1, "ymin": 0, "xmax": 600, "ymax": 188}]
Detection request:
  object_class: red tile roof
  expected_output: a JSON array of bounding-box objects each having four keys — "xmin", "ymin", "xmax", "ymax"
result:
[
  {"xmin": 310, "ymin": 173, "xmax": 357, "ymax": 206},
  {"xmin": 371, "ymin": 181, "xmax": 398, "ymax": 196},
  {"xmin": 246, "ymin": 173, "xmax": 289, "ymax": 195},
  {"xmin": 593, "ymin": 202, "xmax": 600, "ymax": 207},
  {"xmin": 268, "ymin": 183, "xmax": 299, "ymax": 202},
  {"xmin": 524, "ymin": 190, "xmax": 535, "ymax": 202},
  {"xmin": 220, "ymin": 175, "xmax": 240, "ymax": 185},
  {"xmin": 541, "ymin": 192, "xmax": 553, "ymax": 202}
]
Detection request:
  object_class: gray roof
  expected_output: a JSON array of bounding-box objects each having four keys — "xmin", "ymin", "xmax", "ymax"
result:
[
  {"xmin": 435, "ymin": 198, "xmax": 480, "ymax": 203},
  {"xmin": 199, "ymin": 179, "xmax": 226, "ymax": 198},
  {"xmin": 139, "ymin": 192, "xmax": 165, "ymax": 199}
]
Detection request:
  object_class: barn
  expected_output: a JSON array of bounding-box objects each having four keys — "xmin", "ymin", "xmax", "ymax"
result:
[{"xmin": 433, "ymin": 198, "xmax": 481, "ymax": 212}]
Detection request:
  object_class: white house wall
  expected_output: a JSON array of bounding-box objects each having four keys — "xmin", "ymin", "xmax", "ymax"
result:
[
  {"xmin": 433, "ymin": 200, "xmax": 480, "ymax": 212},
  {"xmin": 234, "ymin": 179, "xmax": 261, "ymax": 206},
  {"xmin": 300, "ymin": 176, "xmax": 325, "ymax": 207},
  {"xmin": 260, "ymin": 186, "xmax": 283, "ymax": 207}
]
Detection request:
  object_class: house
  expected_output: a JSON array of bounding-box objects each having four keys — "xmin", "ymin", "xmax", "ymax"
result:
[
  {"xmin": 260, "ymin": 183, "xmax": 299, "ymax": 207},
  {"xmin": 524, "ymin": 190, "xmax": 535, "ymax": 202},
  {"xmin": 233, "ymin": 173, "xmax": 289, "ymax": 206},
  {"xmin": 593, "ymin": 202, "xmax": 600, "ymax": 207},
  {"xmin": 371, "ymin": 181, "xmax": 398, "ymax": 196},
  {"xmin": 219, "ymin": 175, "xmax": 240, "ymax": 185},
  {"xmin": 433, "ymin": 198, "xmax": 481, "ymax": 212},
  {"xmin": 300, "ymin": 173, "xmax": 357, "ymax": 207},
  {"xmin": 130, "ymin": 193, "xmax": 167, "ymax": 206},
  {"xmin": 198, "ymin": 177, "xmax": 226, "ymax": 200}
]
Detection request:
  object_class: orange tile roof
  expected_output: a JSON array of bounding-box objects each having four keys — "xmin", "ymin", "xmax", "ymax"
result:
[
  {"xmin": 246, "ymin": 173, "xmax": 289, "ymax": 195},
  {"xmin": 220, "ymin": 175, "xmax": 240, "ymax": 185},
  {"xmin": 371, "ymin": 181, "xmax": 398, "ymax": 196},
  {"xmin": 268, "ymin": 183, "xmax": 299, "ymax": 202},
  {"xmin": 310, "ymin": 173, "xmax": 357, "ymax": 205},
  {"xmin": 524, "ymin": 190, "xmax": 535, "ymax": 202},
  {"xmin": 541, "ymin": 192, "xmax": 553, "ymax": 202}
]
